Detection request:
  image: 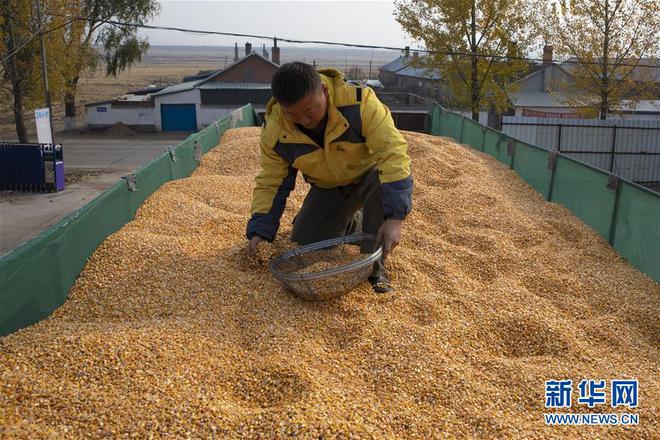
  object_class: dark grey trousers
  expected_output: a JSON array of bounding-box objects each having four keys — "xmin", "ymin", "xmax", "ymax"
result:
[{"xmin": 291, "ymin": 168, "xmax": 385, "ymax": 277}]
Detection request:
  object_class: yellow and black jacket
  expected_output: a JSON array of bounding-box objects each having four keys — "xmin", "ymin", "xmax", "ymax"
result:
[{"xmin": 246, "ymin": 68, "xmax": 413, "ymax": 241}]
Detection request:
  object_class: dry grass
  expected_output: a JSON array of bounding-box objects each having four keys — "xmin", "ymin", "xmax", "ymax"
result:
[{"xmin": 0, "ymin": 127, "xmax": 658, "ymax": 438}]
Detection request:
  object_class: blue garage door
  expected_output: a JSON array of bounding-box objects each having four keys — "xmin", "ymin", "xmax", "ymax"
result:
[{"xmin": 161, "ymin": 104, "xmax": 197, "ymax": 131}]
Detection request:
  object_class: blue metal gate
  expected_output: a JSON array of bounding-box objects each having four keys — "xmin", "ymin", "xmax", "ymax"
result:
[
  {"xmin": 0, "ymin": 142, "xmax": 64, "ymax": 192},
  {"xmin": 161, "ymin": 104, "xmax": 197, "ymax": 131}
]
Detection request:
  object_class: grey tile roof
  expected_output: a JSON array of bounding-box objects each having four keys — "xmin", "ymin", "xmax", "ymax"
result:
[
  {"xmin": 380, "ymin": 55, "xmax": 442, "ymax": 80},
  {"xmin": 152, "ymin": 80, "xmax": 202, "ymax": 97},
  {"xmin": 198, "ymin": 82, "xmax": 271, "ymax": 90},
  {"xmin": 152, "ymin": 52, "xmax": 278, "ymax": 97},
  {"xmin": 396, "ymin": 65, "xmax": 442, "ymax": 80},
  {"xmin": 509, "ymin": 91, "xmax": 572, "ymax": 107},
  {"xmin": 197, "ymin": 53, "xmax": 279, "ymax": 87},
  {"xmin": 561, "ymin": 57, "xmax": 660, "ymax": 82},
  {"xmin": 380, "ymin": 56, "xmax": 410, "ymax": 73}
]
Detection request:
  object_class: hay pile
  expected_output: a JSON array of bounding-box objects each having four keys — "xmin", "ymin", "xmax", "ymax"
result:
[{"xmin": 1, "ymin": 127, "xmax": 657, "ymax": 438}]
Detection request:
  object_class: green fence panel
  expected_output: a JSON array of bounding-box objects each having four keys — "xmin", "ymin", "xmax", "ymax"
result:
[
  {"xmin": 611, "ymin": 182, "xmax": 660, "ymax": 282},
  {"xmin": 482, "ymin": 127, "xmax": 500, "ymax": 158},
  {"xmin": 171, "ymin": 137, "xmax": 196, "ymax": 180},
  {"xmin": 199, "ymin": 124, "xmax": 219, "ymax": 152},
  {"xmin": 426, "ymin": 103, "xmax": 658, "ymax": 282},
  {"xmin": 0, "ymin": 104, "xmax": 258, "ymax": 336},
  {"xmin": 0, "ymin": 181, "xmax": 129, "ymax": 334},
  {"xmin": 551, "ymin": 156, "xmax": 616, "ymax": 240},
  {"xmin": 461, "ymin": 118, "xmax": 485, "ymax": 151},
  {"xmin": 450, "ymin": 112, "xmax": 464, "ymax": 142},
  {"xmin": 428, "ymin": 106, "xmax": 442, "ymax": 136},
  {"xmin": 512, "ymin": 141, "xmax": 553, "ymax": 199},
  {"xmin": 429, "ymin": 107, "xmax": 462, "ymax": 141},
  {"xmin": 133, "ymin": 153, "xmax": 176, "ymax": 205},
  {"xmin": 482, "ymin": 128, "xmax": 513, "ymax": 167}
]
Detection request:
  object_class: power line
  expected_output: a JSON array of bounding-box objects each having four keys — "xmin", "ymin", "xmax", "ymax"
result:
[
  {"xmin": 70, "ymin": 16, "xmax": 660, "ymax": 70},
  {"xmin": 0, "ymin": 23, "xmax": 45, "ymax": 65},
  {"xmin": 42, "ymin": 16, "xmax": 79, "ymax": 36},
  {"xmin": 2, "ymin": 14, "xmax": 659, "ymax": 70},
  {"xmin": 0, "ymin": 17, "xmax": 77, "ymax": 65}
]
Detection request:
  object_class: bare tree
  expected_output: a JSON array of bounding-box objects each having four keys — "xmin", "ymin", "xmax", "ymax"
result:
[{"xmin": 345, "ymin": 65, "xmax": 366, "ymax": 81}]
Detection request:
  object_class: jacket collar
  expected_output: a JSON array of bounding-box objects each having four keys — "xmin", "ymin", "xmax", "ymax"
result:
[{"xmin": 271, "ymin": 72, "xmax": 350, "ymax": 146}]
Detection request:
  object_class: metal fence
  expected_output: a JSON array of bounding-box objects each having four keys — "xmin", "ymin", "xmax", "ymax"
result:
[
  {"xmin": 501, "ymin": 117, "xmax": 660, "ymax": 184},
  {"xmin": 0, "ymin": 142, "xmax": 64, "ymax": 192}
]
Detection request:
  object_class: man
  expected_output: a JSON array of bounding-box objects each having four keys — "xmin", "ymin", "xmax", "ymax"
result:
[{"xmin": 246, "ymin": 62, "xmax": 413, "ymax": 293}]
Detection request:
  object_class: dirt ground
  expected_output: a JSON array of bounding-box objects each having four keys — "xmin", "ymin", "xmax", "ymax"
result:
[{"xmin": 0, "ymin": 169, "xmax": 102, "ymax": 201}]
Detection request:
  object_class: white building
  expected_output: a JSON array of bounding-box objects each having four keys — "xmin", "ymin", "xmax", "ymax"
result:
[
  {"xmin": 509, "ymin": 46, "xmax": 660, "ymax": 120},
  {"xmin": 85, "ymin": 50, "xmax": 278, "ymax": 132}
]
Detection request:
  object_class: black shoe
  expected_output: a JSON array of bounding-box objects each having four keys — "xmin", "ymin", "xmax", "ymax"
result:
[{"xmin": 368, "ymin": 274, "xmax": 394, "ymax": 293}]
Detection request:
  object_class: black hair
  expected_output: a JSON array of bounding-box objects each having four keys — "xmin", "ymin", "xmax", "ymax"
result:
[{"xmin": 271, "ymin": 62, "xmax": 322, "ymax": 106}]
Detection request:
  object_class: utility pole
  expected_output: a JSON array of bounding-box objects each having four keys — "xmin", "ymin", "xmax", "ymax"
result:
[
  {"xmin": 35, "ymin": 0, "xmax": 54, "ymax": 143},
  {"xmin": 370, "ymin": 48, "xmax": 374, "ymax": 79}
]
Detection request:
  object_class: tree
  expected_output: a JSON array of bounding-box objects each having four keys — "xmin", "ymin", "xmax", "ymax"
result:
[
  {"xmin": 394, "ymin": 0, "xmax": 542, "ymax": 120},
  {"xmin": 0, "ymin": 1, "xmax": 64, "ymax": 142},
  {"xmin": 543, "ymin": 0, "xmax": 659, "ymax": 119},
  {"xmin": 1, "ymin": 1, "xmax": 38, "ymax": 142},
  {"xmin": 49, "ymin": 0, "xmax": 159, "ymax": 128}
]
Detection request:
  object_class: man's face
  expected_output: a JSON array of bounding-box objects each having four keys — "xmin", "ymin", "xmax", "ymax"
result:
[{"xmin": 280, "ymin": 84, "xmax": 329, "ymax": 130}]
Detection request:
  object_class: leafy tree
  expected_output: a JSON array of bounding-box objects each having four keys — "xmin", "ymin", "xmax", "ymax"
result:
[
  {"xmin": 394, "ymin": 0, "xmax": 542, "ymax": 120},
  {"xmin": 0, "ymin": 0, "xmax": 64, "ymax": 142},
  {"xmin": 49, "ymin": 0, "xmax": 159, "ymax": 128},
  {"xmin": 543, "ymin": 0, "xmax": 659, "ymax": 119}
]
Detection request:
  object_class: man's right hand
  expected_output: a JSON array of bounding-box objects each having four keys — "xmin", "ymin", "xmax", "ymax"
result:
[{"xmin": 248, "ymin": 235, "xmax": 265, "ymax": 257}]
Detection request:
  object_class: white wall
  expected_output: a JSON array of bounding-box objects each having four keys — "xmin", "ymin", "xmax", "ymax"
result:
[
  {"xmin": 199, "ymin": 106, "xmax": 239, "ymax": 127},
  {"xmin": 86, "ymin": 104, "xmax": 155, "ymax": 126},
  {"xmin": 153, "ymin": 89, "xmax": 201, "ymax": 131},
  {"xmin": 457, "ymin": 110, "xmax": 488, "ymax": 125}
]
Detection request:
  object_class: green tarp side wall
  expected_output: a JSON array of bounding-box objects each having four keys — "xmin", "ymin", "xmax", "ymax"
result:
[
  {"xmin": 428, "ymin": 105, "xmax": 659, "ymax": 283},
  {"xmin": 2, "ymin": 102, "xmax": 656, "ymax": 337},
  {"xmin": 0, "ymin": 105, "xmax": 258, "ymax": 336}
]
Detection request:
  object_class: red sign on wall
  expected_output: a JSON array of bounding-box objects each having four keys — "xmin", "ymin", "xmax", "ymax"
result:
[{"xmin": 522, "ymin": 109, "xmax": 588, "ymax": 119}]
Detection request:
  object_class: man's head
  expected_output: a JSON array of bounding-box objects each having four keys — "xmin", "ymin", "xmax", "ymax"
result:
[{"xmin": 271, "ymin": 62, "xmax": 329, "ymax": 129}]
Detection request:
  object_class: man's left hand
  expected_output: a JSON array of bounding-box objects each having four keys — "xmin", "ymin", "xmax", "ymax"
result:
[{"xmin": 375, "ymin": 219, "xmax": 403, "ymax": 258}]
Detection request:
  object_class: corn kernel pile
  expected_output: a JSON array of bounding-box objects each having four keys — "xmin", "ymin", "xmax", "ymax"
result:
[{"xmin": 1, "ymin": 127, "xmax": 658, "ymax": 438}]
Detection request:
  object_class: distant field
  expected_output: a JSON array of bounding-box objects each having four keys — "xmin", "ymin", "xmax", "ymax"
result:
[
  {"xmin": 1, "ymin": 45, "xmax": 401, "ymax": 138},
  {"xmin": 144, "ymin": 45, "xmax": 400, "ymax": 71}
]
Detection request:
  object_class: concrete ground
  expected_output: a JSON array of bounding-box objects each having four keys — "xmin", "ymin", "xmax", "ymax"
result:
[{"xmin": 0, "ymin": 131, "xmax": 191, "ymax": 256}]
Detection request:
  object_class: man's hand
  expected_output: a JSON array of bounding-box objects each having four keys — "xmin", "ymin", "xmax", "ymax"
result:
[
  {"xmin": 248, "ymin": 235, "xmax": 265, "ymax": 258},
  {"xmin": 375, "ymin": 219, "xmax": 403, "ymax": 258}
]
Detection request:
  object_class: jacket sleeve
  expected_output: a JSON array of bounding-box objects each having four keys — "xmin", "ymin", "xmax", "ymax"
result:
[
  {"xmin": 360, "ymin": 87, "xmax": 413, "ymax": 220},
  {"xmin": 246, "ymin": 130, "xmax": 298, "ymax": 242}
]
